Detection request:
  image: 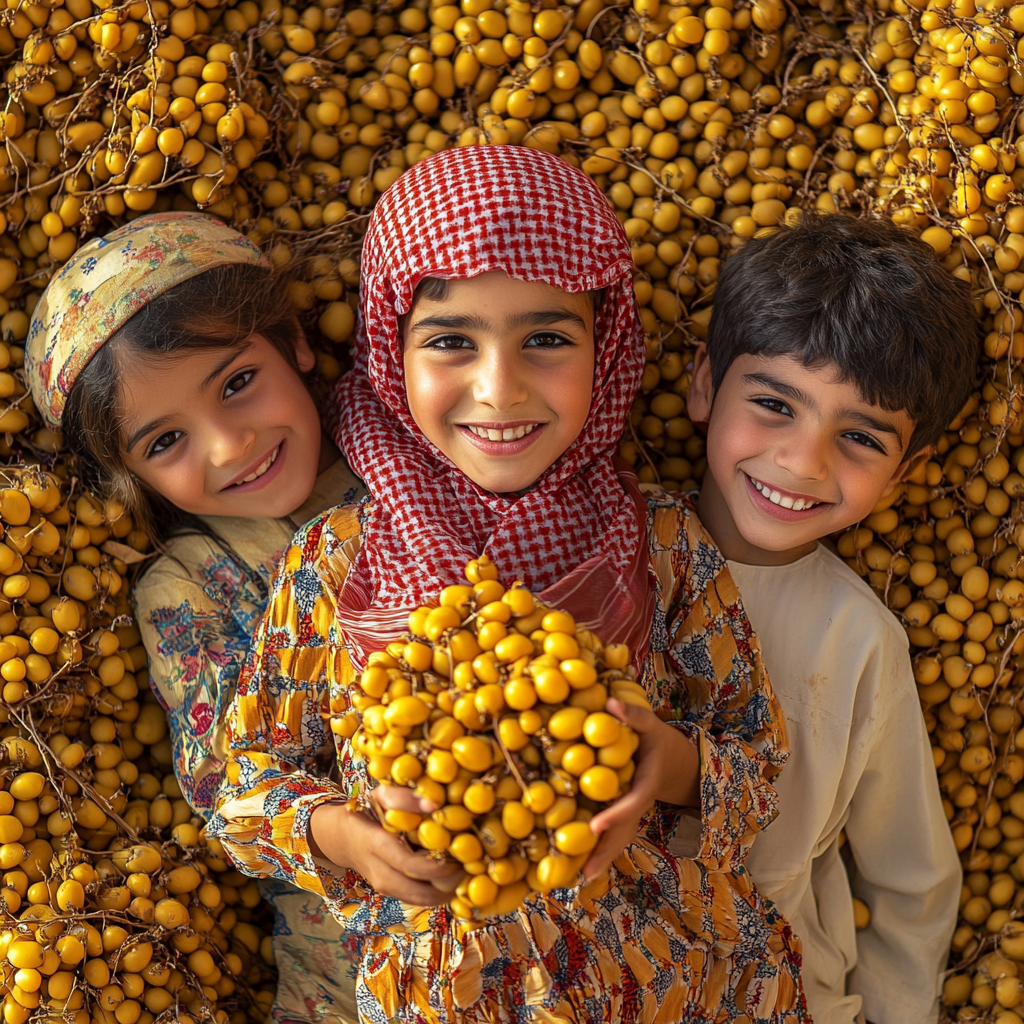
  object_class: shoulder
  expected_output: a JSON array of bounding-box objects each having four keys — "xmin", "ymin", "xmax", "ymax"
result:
[
  {"xmin": 799, "ymin": 551, "xmax": 924, "ymax": 722},
  {"xmin": 641, "ymin": 486, "xmax": 731, "ymax": 589},
  {"xmin": 734, "ymin": 547, "xmax": 912, "ymax": 700},
  {"xmin": 289, "ymin": 499, "xmax": 365, "ymax": 550},
  {"xmin": 277, "ymin": 499, "xmax": 366, "ymax": 587},
  {"xmin": 804, "ymin": 546, "xmax": 910, "ymax": 649},
  {"xmin": 133, "ymin": 525, "xmax": 263, "ymax": 600},
  {"xmin": 132, "ymin": 536, "xmax": 223, "ymax": 611},
  {"xmin": 640, "ymin": 486, "xmax": 703, "ymax": 552},
  {"xmin": 639, "ymin": 488, "xmax": 750, "ymax": 638}
]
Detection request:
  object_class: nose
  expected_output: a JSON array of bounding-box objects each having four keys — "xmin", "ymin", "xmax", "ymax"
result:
[
  {"xmin": 773, "ymin": 424, "xmax": 830, "ymax": 484},
  {"xmin": 471, "ymin": 345, "xmax": 530, "ymax": 411},
  {"xmin": 204, "ymin": 416, "xmax": 256, "ymax": 470}
]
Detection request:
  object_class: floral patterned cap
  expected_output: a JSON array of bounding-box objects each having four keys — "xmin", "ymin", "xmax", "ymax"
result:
[{"xmin": 26, "ymin": 212, "xmax": 269, "ymax": 430}]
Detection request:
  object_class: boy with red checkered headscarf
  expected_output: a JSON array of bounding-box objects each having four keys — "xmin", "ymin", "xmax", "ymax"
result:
[{"xmin": 212, "ymin": 146, "xmax": 809, "ymax": 1024}]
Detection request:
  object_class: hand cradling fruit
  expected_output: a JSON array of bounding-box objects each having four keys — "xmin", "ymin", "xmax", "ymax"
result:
[
  {"xmin": 340, "ymin": 556, "xmax": 649, "ymax": 926},
  {"xmin": 4, "ymin": 0, "xmax": 1024, "ymax": 1015}
]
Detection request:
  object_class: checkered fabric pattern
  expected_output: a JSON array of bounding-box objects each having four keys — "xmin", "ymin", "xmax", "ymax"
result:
[
  {"xmin": 27, "ymin": 212, "xmax": 268, "ymax": 429},
  {"xmin": 329, "ymin": 145, "xmax": 652, "ymax": 649}
]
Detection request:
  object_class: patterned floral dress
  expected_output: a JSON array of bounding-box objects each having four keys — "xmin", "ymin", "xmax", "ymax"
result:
[
  {"xmin": 209, "ymin": 491, "xmax": 808, "ymax": 1024},
  {"xmin": 132, "ymin": 458, "xmax": 364, "ymax": 1024}
]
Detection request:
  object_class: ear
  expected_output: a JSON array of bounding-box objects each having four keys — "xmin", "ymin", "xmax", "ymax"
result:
[
  {"xmin": 688, "ymin": 344, "xmax": 714, "ymax": 425},
  {"xmin": 294, "ymin": 327, "xmax": 316, "ymax": 373},
  {"xmin": 882, "ymin": 444, "xmax": 933, "ymax": 498},
  {"xmin": 900, "ymin": 444, "xmax": 934, "ymax": 482}
]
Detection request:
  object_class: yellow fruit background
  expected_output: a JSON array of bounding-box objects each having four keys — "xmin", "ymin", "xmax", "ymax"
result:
[{"xmin": 0, "ymin": 0, "xmax": 1022, "ymax": 1016}]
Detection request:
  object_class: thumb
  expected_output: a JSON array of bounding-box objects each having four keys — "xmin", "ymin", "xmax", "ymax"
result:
[
  {"xmin": 589, "ymin": 784, "xmax": 649, "ymax": 836},
  {"xmin": 606, "ymin": 696, "xmax": 658, "ymax": 732},
  {"xmin": 373, "ymin": 784, "xmax": 439, "ymax": 815}
]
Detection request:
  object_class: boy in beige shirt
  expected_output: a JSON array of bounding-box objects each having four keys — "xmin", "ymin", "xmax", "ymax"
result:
[{"xmin": 679, "ymin": 214, "xmax": 978, "ymax": 1023}]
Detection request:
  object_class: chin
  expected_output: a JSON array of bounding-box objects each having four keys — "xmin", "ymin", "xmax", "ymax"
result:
[
  {"xmin": 742, "ymin": 519, "xmax": 819, "ymax": 551},
  {"xmin": 455, "ymin": 461, "xmax": 527, "ymax": 494},
  {"xmin": 471, "ymin": 476, "xmax": 523, "ymax": 494}
]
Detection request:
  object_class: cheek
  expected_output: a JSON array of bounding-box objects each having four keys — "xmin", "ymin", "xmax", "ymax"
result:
[
  {"xmin": 707, "ymin": 409, "xmax": 768, "ymax": 473},
  {"xmin": 836, "ymin": 458, "xmax": 896, "ymax": 511},
  {"xmin": 546, "ymin": 359, "xmax": 594, "ymax": 434},
  {"xmin": 130, "ymin": 461, "xmax": 196, "ymax": 505},
  {"xmin": 260, "ymin": 370, "xmax": 321, "ymax": 446},
  {"xmin": 560, "ymin": 380, "xmax": 592, "ymax": 433},
  {"xmin": 404, "ymin": 358, "xmax": 456, "ymax": 434}
]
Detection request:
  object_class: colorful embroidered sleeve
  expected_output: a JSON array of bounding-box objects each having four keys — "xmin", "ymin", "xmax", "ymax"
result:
[
  {"xmin": 208, "ymin": 508, "xmax": 362, "ymax": 904},
  {"xmin": 133, "ymin": 545, "xmax": 270, "ymax": 818},
  {"xmin": 644, "ymin": 492, "xmax": 789, "ymax": 871}
]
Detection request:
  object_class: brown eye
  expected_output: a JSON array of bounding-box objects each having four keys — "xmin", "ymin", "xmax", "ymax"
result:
[
  {"xmin": 224, "ymin": 370, "xmax": 254, "ymax": 397},
  {"xmin": 525, "ymin": 332, "xmax": 571, "ymax": 348},
  {"xmin": 425, "ymin": 335, "xmax": 473, "ymax": 350},
  {"xmin": 752, "ymin": 396, "xmax": 791, "ymax": 416},
  {"xmin": 843, "ymin": 431, "xmax": 885, "ymax": 453},
  {"xmin": 148, "ymin": 430, "xmax": 182, "ymax": 457}
]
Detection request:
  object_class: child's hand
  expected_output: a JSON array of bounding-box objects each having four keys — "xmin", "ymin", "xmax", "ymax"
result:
[
  {"xmin": 582, "ymin": 698, "xmax": 700, "ymax": 882},
  {"xmin": 309, "ymin": 789, "xmax": 464, "ymax": 905}
]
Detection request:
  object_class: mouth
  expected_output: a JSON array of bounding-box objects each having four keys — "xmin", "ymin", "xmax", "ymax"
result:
[
  {"xmin": 464, "ymin": 423, "xmax": 539, "ymax": 442},
  {"xmin": 745, "ymin": 473, "xmax": 832, "ymax": 518},
  {"xmin": 225, "ymin": 443, "xmax": 282, "ymax": 490},
  {"xmin": 457, "ymin": 421, "xmax": 547, "ymax": 457},
  {"xmin": 749, "ymin": 476, "xmax": 825, "ymax": 511}
]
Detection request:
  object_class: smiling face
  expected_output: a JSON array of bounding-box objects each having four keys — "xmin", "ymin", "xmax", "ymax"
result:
[
  {"xmin": 119, "ymin": 333, "xmax": 325, "ymax": 519},
  {"xmin": 688, "ymin": 349, "xmax": 926, "ymax": 565},
  {"xmin": 402, "ymin": 271, "xmax": 597, "ymax": 494}
]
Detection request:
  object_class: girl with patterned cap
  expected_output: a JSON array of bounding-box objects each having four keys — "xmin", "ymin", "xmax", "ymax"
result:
[
  {"xmin": 26, "ymin": 212, "xmax": 365, "ymax": 1023},
  {"xmin": 212, "ymin": 146, "xmax": 807, "ymax": 1023}
]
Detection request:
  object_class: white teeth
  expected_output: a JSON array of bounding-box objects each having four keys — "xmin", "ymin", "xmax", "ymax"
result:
[
  {"xmin": 237, "ymin": 446, "xmax": 278, "ymax": 484},
  {"xmin": 751, "ymin": 477, "xmax": 820, "ymax": 511},
  {"xmin": 467, "ymin": 424, "xmax": 537, "ymax": 442}
]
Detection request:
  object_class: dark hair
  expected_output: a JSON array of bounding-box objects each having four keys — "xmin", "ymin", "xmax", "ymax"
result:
[
  {"xmin": 63, "ymin": 263, "xmax": 306, "ymax": 544},
  {"xmin": 706, "ymin": 214, "xmax": 981, "ymax": 454}
]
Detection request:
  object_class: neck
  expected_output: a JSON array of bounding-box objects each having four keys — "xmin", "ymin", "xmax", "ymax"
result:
[
  {"xmin": 317, "ymin": 432, "xmax": 341, "ymax": 475},
  {"xmin": 696, "ymin": 469, "xmax": 818, "ymax": 566}
]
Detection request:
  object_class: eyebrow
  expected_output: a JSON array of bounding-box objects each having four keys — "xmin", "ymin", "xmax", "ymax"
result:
[
  {"xmin": 409, "ymin": 313, "xmax": 490, "ymax": 333},
  {"xmin": 842, "ymin": 410, "xmax": 905, "ymax": 442},
  {"xmin": 408, "ymin": 308, "xmax": 589, "ymax": 334},
  {"xmin": 201, "ymin": 343, "xmax": 251, "ymax": 390},
  {"xmin": 507, "ymin": 309, "xmax": 589, "ymax": 331},
  {"xmin": 742, "ymin": 372, "xmax": 810, "ymax": 405},
  {"xmin": 126, "ymin": 416, "xmax": 170, "ymax": 455},
  {"xmin": 742, "ymin": 371, "xmax": 904, "ymax": 442},
  {"xmin": 126, "ymin": 343, "xmax": 253, "ymax": 454}
]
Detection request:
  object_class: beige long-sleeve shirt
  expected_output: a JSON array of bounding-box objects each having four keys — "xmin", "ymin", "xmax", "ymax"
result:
[{"xmin": 731, "ymin": 545, "xmax": 961, "ymax": 1024}]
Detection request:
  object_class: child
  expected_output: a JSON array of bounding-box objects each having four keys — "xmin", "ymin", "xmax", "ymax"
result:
[
  {"xmin": 681, "ymin": 215, "xmax": 974, "ymax": 1024},
  {"xmin": 26, "ymin": 212, "xmax": 365, "ymax": 1024},
  {"xmin": 211, "ymin": 145, "xmax": 809, "ymax": 1023}
]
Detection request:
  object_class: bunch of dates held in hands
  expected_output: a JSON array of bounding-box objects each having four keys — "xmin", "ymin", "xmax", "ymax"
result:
[{"xmin": 335, "ymin": 556, "xmax": 652, "ymax": 923}]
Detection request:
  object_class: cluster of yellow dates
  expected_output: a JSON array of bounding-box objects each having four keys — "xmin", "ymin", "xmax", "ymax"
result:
[
  {"xmin": 344, "ymin": 555, "xmax": 649, "ymax": 923},
  {"xmin": 0, "ymin": 470, "xmax": 279, "ymax": 1024}
]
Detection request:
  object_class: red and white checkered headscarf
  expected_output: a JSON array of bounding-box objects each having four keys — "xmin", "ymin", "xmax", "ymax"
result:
[{"xmin": 329, "ymin": 146, "xmax": 653, "ymax": 664}]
